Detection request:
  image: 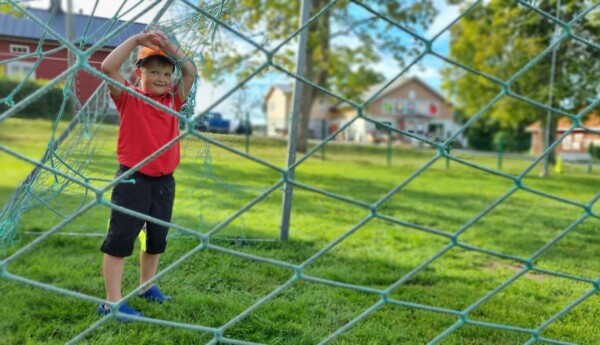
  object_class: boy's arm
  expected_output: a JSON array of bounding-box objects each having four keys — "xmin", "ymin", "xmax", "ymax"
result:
[
  {"xmin": 163, "ymin": 41, "xmax": 197, "ymax": 101},
  {"xmin": 101, "ymin": 32, "xmax": 168, "ymax": 97}
]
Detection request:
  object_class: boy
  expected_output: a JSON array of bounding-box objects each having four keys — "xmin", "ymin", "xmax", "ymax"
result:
[{"xmin": 98, "ymin": 30, "xmax": 196, "ymax": 318}]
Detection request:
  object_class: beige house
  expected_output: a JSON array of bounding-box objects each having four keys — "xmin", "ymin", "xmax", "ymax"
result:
[
  {"xmin": 264, "ymin": 84, "xmax": 344, "ymax": 137},
  {"xmin": 264, "ymin": 76, "xmax": 466, "ymax": 146},
  {"xmin": 264, "ymin": 84, "xmax": 292, "ymax": 137}
]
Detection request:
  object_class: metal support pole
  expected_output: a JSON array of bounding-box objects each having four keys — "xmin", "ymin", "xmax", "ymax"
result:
[
  {"xmin": 446, "ymin": 133, "xmax": 452, "ymax": 170},
  {"xmin": 588, "ymin": 142, "xmax": 594, "ymax": 173},
  {"xmin": 244, "ymin": 111, "xmax": 250, "ymax": 154},
  {"xmin": 498, "ymin": 136, "xmax": 504, "ymax": 171},
  {"xmin": 66, "ymin": 0, "xmax": 74, "ymax": 67},
  {"xmin": 66, "ymin": 0, "xmax": 77, "ymax": 116},
  {"xmin": 321, "ymin": 119, "xmax": 326, "ymax": 160},
  {"xmin": 386, "ymin": 131, "xmax": 391, "ymax": 167},
  {"xmin": 279, "ymin": 0, "xmax": 311, "ymax": 241}
]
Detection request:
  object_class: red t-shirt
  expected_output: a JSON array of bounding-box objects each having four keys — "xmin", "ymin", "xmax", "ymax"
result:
[{"xmin": 111, "ymin": 82, "xmax": 184, "ymax": 176}]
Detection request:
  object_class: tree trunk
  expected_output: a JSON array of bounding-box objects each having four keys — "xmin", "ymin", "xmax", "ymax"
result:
[
  {"xmin": 296, "ymin": 0, "xmax": 329, "ymax": 153},
  {"xmin": 549, "ymin": 115, "xmax": 558, "ymax": 163},
  {"xmin": 296, "ymin": 82, "xmax": 315, "ymax": 153},
  {"xmin": 540, "ymin": 111, "xmax": 559, "ymax": 176}
]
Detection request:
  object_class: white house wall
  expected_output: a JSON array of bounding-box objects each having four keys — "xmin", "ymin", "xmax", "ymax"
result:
[{"xmin": 265, "ymin": 88, "xmax": 290, "ymax": 137}]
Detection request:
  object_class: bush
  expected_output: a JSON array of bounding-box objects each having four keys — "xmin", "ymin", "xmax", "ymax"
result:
[
  {"xmin": 589, "ymin": 143, "xmax": 600, "ymax": 160},
  {"xmin": 493, "ymin": 131, "xmax": 531, "ymax": 153},
  {"xmin": 0, "ymin": 77, "xmax": 74, "ymax": 120}
]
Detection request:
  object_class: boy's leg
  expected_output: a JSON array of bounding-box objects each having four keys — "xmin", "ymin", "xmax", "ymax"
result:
[
  {"xmin": 140, "ymin": 251, "xmax": 160, "ymax": 293},
  {"xmin": 100, "ymin": 253, "xmax": 144, "ymax": 320},
  {"xmin": 143, "ymin": 174, "xmax": 175, "ymax": 263},
  {"xmin": 100, "ymin": 167, "xmax": 151, "ymax": 308},
  {"xmin": 138, "ymin": 250, "xmax": 172, "ymax": 303},
  {"xmin": 103, "ymin": 253, "xmax": 125, "ymax": 302},
  {"xmin": 137, "ymin": 175, "xmax": 175, "ymax": 302},
  {"xmin": 137, "ymin": 223, "xmax": 157, "ymax": 292}
]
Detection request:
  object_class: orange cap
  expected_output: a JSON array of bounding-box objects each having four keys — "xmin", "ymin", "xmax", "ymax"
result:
[{"xmin": 135, "ymin": 47, "xmax": 173, "ymax": 66}]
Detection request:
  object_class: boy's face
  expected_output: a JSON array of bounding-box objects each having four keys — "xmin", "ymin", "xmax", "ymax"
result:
[{"xmin": 135, "ymin": 60, "xmax": 173, "ymax": 96}]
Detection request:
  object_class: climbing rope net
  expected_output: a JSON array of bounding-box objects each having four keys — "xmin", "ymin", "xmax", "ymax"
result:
[{"xmin": 0, "ymin": 0, "xmax": 599, "ymax": 344}]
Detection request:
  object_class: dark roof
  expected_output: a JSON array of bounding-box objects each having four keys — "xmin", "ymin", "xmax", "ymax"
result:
[{"xmin": 0, "ymin": 7, "xmax": 147, "ymax": 49}]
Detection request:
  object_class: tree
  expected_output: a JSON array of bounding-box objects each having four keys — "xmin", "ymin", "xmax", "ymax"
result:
[
  {"xmin": 228, "ymin": 85, "xmax": 262, "ymax": 128},
  {"xmin": 442, "ymin": 1, "xmax": 600, "ymax": 164},
  {"xmin": 0, "ymin": 3, "xmax": 24, "ymax": 17},
  {"xmin": 194, "ymin": 0, "xmax": 439, "ymax": 152}
]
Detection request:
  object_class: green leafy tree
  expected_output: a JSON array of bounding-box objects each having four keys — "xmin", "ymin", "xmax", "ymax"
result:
[
  {"xmin": 195, "ymin": 0, "xmax": 438, "ymax": 152},
  {"xmin": 0, "ymin": 3, "xmax": 24, "ymax": 17},
  {"xmin": 442, "ymin": 1, "xmax": 600, "ymax": 160}
]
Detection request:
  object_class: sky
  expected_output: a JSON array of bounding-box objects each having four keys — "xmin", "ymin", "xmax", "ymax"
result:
[
  {"xmin": 22, "ymin": 0, "xmax": 164, "ymax": 23},
  {"xmin": 369, "ymin": 0, "xmax": 463, "ymax": 90},
  {"xmin": 20, "ymin": 0, "xmax": 464, "ymax": 122}
]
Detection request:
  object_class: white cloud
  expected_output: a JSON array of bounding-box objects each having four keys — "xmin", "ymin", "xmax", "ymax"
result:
[{"xmin": 427, "ymin": 0, "xmax": 463, "ymax": 38}]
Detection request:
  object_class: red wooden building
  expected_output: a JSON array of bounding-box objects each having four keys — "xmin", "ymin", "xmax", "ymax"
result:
[
  {"xmin": 0, "ymin": 3, "xmax": 145, "ymax": 105},
  {"xmin": 526, "ymin": 114, "xmax": 600, "ymax": 154}
]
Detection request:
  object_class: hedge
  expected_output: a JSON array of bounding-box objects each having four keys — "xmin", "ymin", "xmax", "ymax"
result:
[{"xmin": 0, "ymin": 77, "xmax": 74, "ymax": 120}]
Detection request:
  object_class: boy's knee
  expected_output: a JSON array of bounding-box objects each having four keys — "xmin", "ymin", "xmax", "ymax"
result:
[
  {"xmin": 100, "ymin": 238, "xmax": 136, "ymax": 257},
  {"xmin": 143, "ymin": 225, "xmax": 168, "ymax": 254}
]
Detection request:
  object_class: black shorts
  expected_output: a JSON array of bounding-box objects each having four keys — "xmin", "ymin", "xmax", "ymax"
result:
[{"xmin": 100, "ymin": 165, "xmax": 176, "ymax": 257}]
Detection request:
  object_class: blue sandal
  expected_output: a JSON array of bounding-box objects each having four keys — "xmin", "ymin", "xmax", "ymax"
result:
[
  {"xmin": 98, "ymin": 303, "xmax": 143, "ymax": 322},
  {"xmin": 138, "ymin": 285, "xmax": 173, "ymax": 303}
]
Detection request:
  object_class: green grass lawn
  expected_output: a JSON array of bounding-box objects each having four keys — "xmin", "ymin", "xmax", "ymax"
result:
[{"xmin": 1, "ymin": 118, "xmax": 599, "ymax": 345}]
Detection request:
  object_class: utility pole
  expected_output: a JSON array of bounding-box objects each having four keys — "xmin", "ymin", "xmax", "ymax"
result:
[
  {"xmin": 279, "ymin": 0, "xmax": 311, "ymax": 241},
  {"xmin": 65, "ymin": 0, "xmax": 78, "ymax": 116},
  {"xmin": 66, "ymin": 0, "xmax": 74, "ymax": 67}
]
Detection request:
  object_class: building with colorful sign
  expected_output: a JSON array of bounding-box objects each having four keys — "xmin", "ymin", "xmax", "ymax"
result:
[{"xmin": 265, "ymin": 76, "xmax": 467, "ymax": 146}]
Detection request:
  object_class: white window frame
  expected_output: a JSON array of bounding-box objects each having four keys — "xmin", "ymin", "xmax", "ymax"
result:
[
  {"xmin": 416, "ymin": 122, "xmax": 424, "ymax": 133},
  {"xmin": 10, "ymin": 44, "xmax": 30, "ymax": 54},
  {"xmin": 6, "ymin": 61, "xmax": 36, "ymax": 79},
  {"xmin": 573, "ymin": 133, "xmax": 583, "ymax": 150},
  {"xmin": 406, "ymin": 100, "xmax": 417, "ymax": 115},
  {"xmin": 562, "ymin": 134, "xmax": 572, "ymax": 150}
]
